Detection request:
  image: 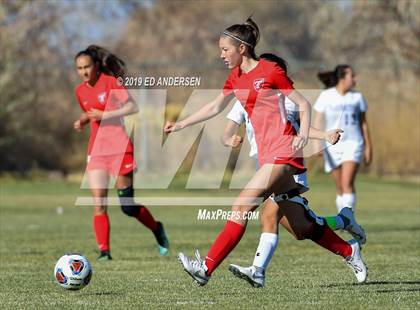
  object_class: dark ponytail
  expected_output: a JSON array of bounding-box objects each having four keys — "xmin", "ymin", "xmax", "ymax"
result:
[
  {"xmin": 317, "ymin": 64, "xmax": 351, "ymax": 88},
  {"xmin": 75, "ymin": 45, "xmax": 126, "ymax": 78},
  {"xmin": 260, "ymin": 53, "xmax": 293, "ymax": 85},
  {"xmin": 260, "ymin": 53, "xmax": 288, "ymax": 73},
  {"xmin": 223, "ymin": 16, "xmax": 260, "ymax": 60}
]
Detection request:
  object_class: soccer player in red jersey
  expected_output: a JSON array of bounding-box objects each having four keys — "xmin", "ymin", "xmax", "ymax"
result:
[
  {"xmin": 164, "ymin": 18, "xmax": 367, "ymax": 285},
  {"xmin": 223, "ymin": 54, "xmax": 365, "ymax": 287},
  {"xmin": 74, "ymin": 45, "xmax": 169, "ymax": 260}
]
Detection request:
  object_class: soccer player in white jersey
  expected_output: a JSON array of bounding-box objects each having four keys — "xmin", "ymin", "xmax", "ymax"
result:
[
  {"xmin": 221, "ymin": 54, "xmax": 366, "ymax": 288},
  {"xmin": 314, "ymin": 65, "xmax": 372, "ymax": 213}
]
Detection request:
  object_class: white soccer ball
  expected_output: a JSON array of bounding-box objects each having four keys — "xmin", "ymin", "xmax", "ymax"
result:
[{"xmin": 54, "ymin": 254, "xmax": 92, "ymax": 290}]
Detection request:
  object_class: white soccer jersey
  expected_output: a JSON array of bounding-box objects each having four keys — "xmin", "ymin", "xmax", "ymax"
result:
[
  {"xmin": 226, "ymin": 101, "xmax": 258, "ymax": 158},
  {"xmin": 314, "ymin": 87, "xmax": 367, "ymax": 144},
  {"xmin": 282, "ymin": 94, "xmax": 300, "ymax": 132}
]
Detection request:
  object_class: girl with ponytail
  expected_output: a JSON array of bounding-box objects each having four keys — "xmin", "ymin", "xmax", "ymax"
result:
[
  {"xmin": 317, "ymin": 65, "xmax": 352, "ymax": 89},
  {"xmin": 73, "ymin": 45, "xmax": 169, "ymax": 260},
  {"xmin": 165, "ymin": 17, "xmax": 367, "ymax": 286},
  {"xmin": 221, "ymin": 53, "xmax": 365, "ymax": 288},
  {"xmin": 314, "ymin": 65, "xmax": 372, "ymax": 216}
]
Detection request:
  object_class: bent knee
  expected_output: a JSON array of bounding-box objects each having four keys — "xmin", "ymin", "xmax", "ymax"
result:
[
  {"xmin": 121, "ymin": 204, "xmax": 140, "ymax": 217},
  {"xmin": 292, "ymin": 223, "xmax": 317, "ymax": 240}
]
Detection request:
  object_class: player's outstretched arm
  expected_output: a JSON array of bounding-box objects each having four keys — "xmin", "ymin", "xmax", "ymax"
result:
[
  {"xmin": 312, "ymin": 111, "xmax": 324, "ymax": 154},
  {"xmin": 164, "ymin": 92, "xmax": 234, "ymax": 133},
  {"xmin": 222, "ymin": 120, "xmax": 242, "ymax": 147},
  {"xmin": 86, "ymin": 100, "xmax": 138, "ymax": 121},
  {"xmin": 309, "ymin": 127, "xmax": 343, "ymax": 145}
]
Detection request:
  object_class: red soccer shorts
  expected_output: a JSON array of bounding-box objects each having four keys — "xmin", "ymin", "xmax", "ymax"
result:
[{"xmin": 86, "ymin": 152, "xmax": 137, "ymax": 176}]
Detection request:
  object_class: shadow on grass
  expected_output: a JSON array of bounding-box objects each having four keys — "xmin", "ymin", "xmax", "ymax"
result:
[
  {"xmin": 367, "ymin": 226, "xmax": 420, "ymax": 233},
  {"xmin": 321, "ymin": 280, "xmax": 420, "ymax": 288},
  {"xmin": 82, "ymin": 291, "xmax": 124, "ymax": 296},
  {"xmin": 376, "ymin": 288, "xmax": 420, "ymax": 293}
]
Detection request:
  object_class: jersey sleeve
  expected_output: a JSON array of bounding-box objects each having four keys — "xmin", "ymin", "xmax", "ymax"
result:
[
  {"xmin": 313, "ymin": 91, "xmax": 327, "ymax": 113},
  {"xmin": 109, "ymin": 76, "xmax": 130, "ymax": 105},
  {"xmin": 226, "ymin": 101, "xmax": 245, "ymax": 125},
  {"xmin": 359, "ymin": 94, "xmax": 368, "ymax": 112},
  {"xmin": 271, "ymin": 64, "xmax": 294, "ymax": 96}
]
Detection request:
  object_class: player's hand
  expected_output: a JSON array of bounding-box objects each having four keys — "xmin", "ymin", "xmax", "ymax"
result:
[
  {"xmin": 228, "ymin": 135, "xmax": 243, "ymax": 147},
  {"xmin": 364, "ymin": 146, "xmax": 372, "ymax": 166},
  {"xmin": 325, "ymin": 129, "xmax": 343, "ymax": 145},
  {"xmin": 86, "ymin": 109, "xmax": 103, "ymax": 121},
  {"xmin": 73, "ymin": 119, "xmax": 83, "ymax": 132},
  {"xmin": 292, "ymin": 135, "xmax": 308, "ymax": 151},
  {"xmin": 80, "ymin": 112, "xmax": 89, "ymax": 124},
  {"xmin": 164, "ymin": 121, "xmax": 185, "ymax": 133}
]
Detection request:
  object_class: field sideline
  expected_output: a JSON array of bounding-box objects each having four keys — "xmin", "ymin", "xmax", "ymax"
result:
[{"xmin": 0, "ymin": 175, "xmax": 419, "ymax": 309}]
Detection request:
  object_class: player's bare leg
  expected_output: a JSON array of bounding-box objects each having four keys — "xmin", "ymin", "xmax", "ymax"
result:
[{"xmin": 178, "ymin": 164, "xmax": 297, "ymax": 286}]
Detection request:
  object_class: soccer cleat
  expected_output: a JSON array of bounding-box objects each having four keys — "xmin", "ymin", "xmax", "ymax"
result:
[
  {"xmin": 97, "ymin": 250, "xmax": 112, "ymax": 261},
  {"xmin": 153, "ymin": 222, "xmax": 169, "ymax": 256},
  {"xmin": 345, "ymin": 239, "xmax": 368, "ymax": 283},
  {"xmin": 340, "ymin": 207, "xmax": 366, "ymax": 245},
  {"xmin": 177, "ymin": 250, "xmax": 210, "ymax": 286},
  {"xmin": 228, "ymin": 264, "xmax": 265, "ymax": 288},
  {"xmin": 158, "ymin": 245, "xmax": 168, "ymax": 256}
]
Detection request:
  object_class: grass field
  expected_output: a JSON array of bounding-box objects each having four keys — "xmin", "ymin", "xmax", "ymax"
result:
[{"xmin": 0, "ymin": 175, "xmax": 419, "ymax": 309}]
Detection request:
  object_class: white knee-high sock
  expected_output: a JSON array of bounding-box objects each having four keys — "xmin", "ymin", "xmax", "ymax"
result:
[
  {"xmin": 336, "ymin": 194, "xmax": 344, "ymax": 212},
  {"xmin": 252, "ymin": 232, "xmax": 278, "ymax": 270},
  {"xmin": 342, "ymin": 193, "xmax": 356, "ymax": 212}
]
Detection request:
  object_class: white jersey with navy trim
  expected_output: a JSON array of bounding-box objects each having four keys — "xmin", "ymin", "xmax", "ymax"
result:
[
  {"xmin": 314, "ymin": 87, "xmax": 367, "ymax": 172},
  {"xmin": 314, "ymin": 87, "xmax": 367, "ymax": 144},
  {"xmin": 226, "ymin": 101, "xmax": 258, "ymax": 159}
]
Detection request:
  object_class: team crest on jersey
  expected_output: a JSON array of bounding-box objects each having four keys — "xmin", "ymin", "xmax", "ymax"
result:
[
  {"xmin": 69, "ymin": 259, "xmax": 84, "ymax": 275},
  {"xmin": 253, "ymin": 78, "xmax": 264, "ymax": 92},
  {"xmin": 97, "ymin": 92, "xmax": 107, "ymax": 104}
]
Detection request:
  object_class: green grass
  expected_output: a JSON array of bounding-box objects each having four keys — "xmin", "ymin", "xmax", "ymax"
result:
[{"xmin": 0, "ymin": 175, "xmax": 419, "ymax": 309}]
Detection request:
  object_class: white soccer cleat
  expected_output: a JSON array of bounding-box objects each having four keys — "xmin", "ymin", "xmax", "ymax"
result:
[
  {"xmin": 345, "ymin": 239, "xmax": 368, "ymax": 283},
  {"xmin": 177, "ymin": 250, "xmax": 210, "ymax": 286},
  {"xmin": 228, "ymin": 264, "xmax": 265, "ymax": 288},
  {"xmin": 340, "ymin": 207, "xmax": 366, "ymax": 245}
]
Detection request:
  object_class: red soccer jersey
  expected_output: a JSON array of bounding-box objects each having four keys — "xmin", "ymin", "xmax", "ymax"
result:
[
  {"xmin": 75, "ymin": 73, "xmax": 134, "ymax": 156},
  {"xmin": 223, "ymin": 59, "xmax": 305, "ymax": 172}
]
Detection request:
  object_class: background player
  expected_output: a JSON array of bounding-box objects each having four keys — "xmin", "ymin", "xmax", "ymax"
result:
[
  {"xmin": 73, "ymin": 45, "xmax": 169, "ymax": 260},
  {"xmin": 314, "ymin": 65, "xmax": 372, "ymax": 213}
]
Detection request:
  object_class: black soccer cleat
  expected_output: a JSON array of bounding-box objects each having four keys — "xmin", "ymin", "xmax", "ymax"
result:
[{"xmin": 97, "ymin": 250, "xmax": 112, "ymax": 261}]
